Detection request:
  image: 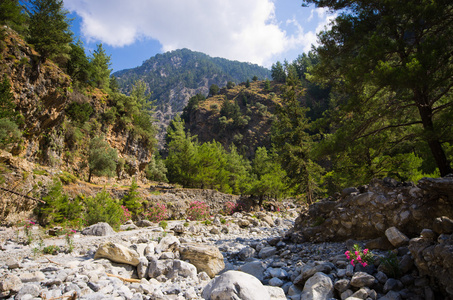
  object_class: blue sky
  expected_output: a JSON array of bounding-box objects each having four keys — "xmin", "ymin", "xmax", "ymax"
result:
[{"xmin": 63, "ymin": 0, "xmax": 336, "ymax": 73}]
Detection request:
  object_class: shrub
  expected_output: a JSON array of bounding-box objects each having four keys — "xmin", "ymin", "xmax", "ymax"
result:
[
  {"xmin": 83, "ymin": 189, "xmax": 123, "ymax": 230},
  {"xmin": 224, "ymin": 201, "xmax": 242, "ymax": 215},
  {"xmin": 122, "ymin": 178, "xmax": 143, "ymax": 218},
  {"xmin": 66, "ymin": 101, "xmax": 93, "ymax": 124},
  {"xmin": 187, "ymin": 201, "xmax": 210, "ymax": 221},
  {"xmin": 144, "ymin": 203, "xmax": 168, "ymax": 223},
  {"xmin": 159, "ymin": 220, "xmax": 168, "ymax": 230}
]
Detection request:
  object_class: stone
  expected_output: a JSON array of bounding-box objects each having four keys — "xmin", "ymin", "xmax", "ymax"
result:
[
  {"xmin": 94, "ymin": 242, "xmax": 140, "ymax": 266},
  {"xmin": 433, "ymin": 216, "xmax": 453, "ymax": 234},
  {"xmin": 269, "ymin": 277, "xmax": 284, "ymax": 287},
  {"xmin": 172, "ymin": 223, "xmax": 185, "ymax": 234},
  {"xmin": 16, "ymin": 283, "xmax": 41, "ymax": 300},
  {"xmin": 237, "ymin": 246, "xmax": 256, "ymax": 261},
  {"xmin": 179, "ymin": 243, "xmax": 225, "ymax": 278},
  {"xmin": 301, "ymin": 272, "xmax": 333, "ymax": 300},
  {"xmin": 267, "ymin": 267, "xmax": 288, "ymax": 280},
  {"xmin": 18, "ymin": 271, "xmax": 46, "ymax": 283},
  {"xmin": 155, "ymin": 235, "xmax": 180, "ymax": 253},
  {"xmin": 135, "ymin": 219, "xmax": 153, "ymax": 227},
  {"xmin": 136, "ymin": 257, "xmax": 148, "ymax": 279},
  {"xmin": 82, "ymin": 222, "xmax": 115, "ymax": 236},
  {"xmin": 259, "ymin": 246, "xmax": 277, "ymax": 258},
  {"xmin": 147, "ymin": 257, "xmax": 173, "ymax": 278},
  {"xmin": 239, "ymin": 261, "xmax": 267, "ymax": 281},
  {"xmin": 334, "ymin": 279, "xmax": 350, "ymax": 293},
  {"xmin": 261, "ymin": 215, "xmax": 275, "ymax": 227},
  {"xmin": 0, "ymin": 274, "xmax": 23, "ymax": 296},
  {"xmin": 265, "ymin": 286, "xmax": 286, "ymax": 299},
  {"xmin": 365, "ymin": 237, "xmax": 394, "ymax": 250},
  {"xmin": 238, "ymin": 219, "xmax": 251, "ymax": 228},
  {"xmin": 167, "ymin": 260, "xmax": 197, "ymax": 279},
  {"xmin": 202, "ymin": 270, "xmax": 271, "ymax": 300},
  {"xmin": 385, "ymin": 227, "xmax": 409, "ymax": 247},
  {"xmin": 350, "ymin": 272, "xmax": 376, "ymax": 288}
]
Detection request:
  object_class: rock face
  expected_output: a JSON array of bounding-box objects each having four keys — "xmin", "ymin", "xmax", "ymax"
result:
[
  {"xmin": 94, "ymin": 242, "xmax": 140, "ymax": 266},
  {"xmin": 179, "ymin": 243, "xmax": 225, "ymax": 278},
  {"xmin": 409, "ymin": 231, "xmax": 453, "ymax": 298},
  {"xmin": 290, "ymin": 177, "xmax": 453, "ymax": 243},
  {"xmin": 202, "ymin": 270, "xmax": 272, "ymax": 300}
]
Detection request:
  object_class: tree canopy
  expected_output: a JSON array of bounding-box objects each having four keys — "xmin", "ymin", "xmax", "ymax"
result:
[{"xmin": 304, "ymin": 0, "xmax": 453, "ymax": 176}]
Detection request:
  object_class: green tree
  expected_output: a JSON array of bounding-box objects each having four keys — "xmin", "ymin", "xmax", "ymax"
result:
[
  {"xmin": 165, "ymin": 114, "xmax": 198, "ymax": 186},
  {"xmin": 67, "ymin": 39, "xmax": 90, "ymax": 85},
  {"xmin": 88, "ymin": 136, "xmax": 118, "ymax": 182},
  {"xmin": 225, "ymin": 144, "xmax": 251, "ymax": 194},
  {"xmin": 272, "ymin": 68, "xmax": 319, "ymax": 204},
  {"xmin": 27, "ymin": 0, "xmax": 72, "ymax": 63},
  {"xmin": 89, "ymin": 44, "xmax": 111, "ymax": 90},
  {"xmin": 145, "ymin": 154, "xmax": 168, "ymax": 182},
  {"xmin": 250, "ymin": 147, "xmax": 287, "ymax": 204},
  {"xmin": 0, "ymin": 0, "xmax": 27, "ymax": 33},
  {"xmin": 209, "ymin": 84, "xmax": 220, "ymax": 96},
  {"xmin": 122, "ymin": 178, "xmax": 143, "ymax": 219},
  {"xmin": 271, "ymin": 61, "xmax": 286, "ymax": 83},
  {"xmin": 0, "ymin": 75, "xmax": 21, "ymax": 148},
  {"xmin": 304, "ymin": 0, "xmax": 453, "ymax": 176}
]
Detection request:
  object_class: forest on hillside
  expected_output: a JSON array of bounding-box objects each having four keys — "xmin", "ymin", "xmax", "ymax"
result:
[{"xmin": 1, "ymin": 0, "xmax": 452, "ymax": 210}]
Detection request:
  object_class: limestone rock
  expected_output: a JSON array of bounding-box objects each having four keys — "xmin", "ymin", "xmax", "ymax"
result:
[
  {"xmin": 179, "ymin": 243, "xmax": 225, "ymax": 278},
  {"xmin": 82, "ymin": 222, "xmax": 115, "ymax": 236},
  {"xmin": 0, "ymin": 274, "xmax": 23, "ymax": 296},
  {"xmin": 94, "ymin": 242, "xmax": 140, "ymax": 266},
  {"xmin": 265, "ymin": 286, "xmax": 286, "ymax": 299},
  {"xmin": 135, "ymin": 219, "xmax": 154, "ymax": 227},
  {"xmin": 202, "ymin": 270, "xmax": 271, "ymax": 300},
  {"xmin": 239, "ymin": 261, "xmax": 267, "ymax": 281},
  {"xmin": 301, "ymin": 272, "xmax": 333, "ymax": 300},
  {"xmin": 385, "ymin": 227, "xmax": 409, "ymax": 247},
  {"xmin": 350, "ymin": 272, "xmax": 376, "ymax": 288},
  {"xmin": 156, "ymin": 235, "xmax": 180, "ymax": 253}
]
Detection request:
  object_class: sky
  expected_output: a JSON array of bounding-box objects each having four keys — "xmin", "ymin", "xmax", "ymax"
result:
[{"xmin": 63, "ymin": 0, "xmax": 336, "ymax": 73}]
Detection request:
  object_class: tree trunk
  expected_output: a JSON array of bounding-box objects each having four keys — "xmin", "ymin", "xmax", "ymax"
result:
[{"xmin": 417, "ymin": 102, "xmax": 452, "ymax": 176}]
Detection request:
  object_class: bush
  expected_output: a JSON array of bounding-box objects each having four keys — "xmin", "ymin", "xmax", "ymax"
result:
[
  {"xmin": 66, "ymin": 101, "xmax": 93, "ymax": 124},
  {"xmin": 121, "ymin": 178, "xmax": 143, "ymax": 218},
  {"xmin": 144, "ymin": 203, "xmax": 168, "ymax": 222},
  {"xmin": 84, "ymin": 189, "xmax": 123, "ymax": 230},
  {"xmin": 187, "ymin": 201, "xmax": 210, "ymax": 221}
]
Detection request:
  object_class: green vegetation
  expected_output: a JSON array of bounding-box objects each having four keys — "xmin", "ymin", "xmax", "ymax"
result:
[
  {"xmin": 122, "ymin": 178, "xmax": 143, "ymax": 219},
  {"xmin": 88, "ymin": 137, "xmax": 118, "ymax": 182}
]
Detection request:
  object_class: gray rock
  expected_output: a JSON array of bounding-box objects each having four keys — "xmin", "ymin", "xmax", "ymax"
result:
[
  {"xmin": 240, "ymin": 261, "xmax": 267, "ymax": 281},
  {"xmin": 167, "ymin": 259, "xmax": 197, "ymax": 279},
  {"xmin": 265, "ymin": 286, "xmax": 286, "ymax": 299},
  {"xmin": 137, "ymin": 257, "xmax": 148, "ymax": 279},
  {"xmin": 238, "ymin": 246, "xmax": 256, "ymax": 261},
  {"xmin": 147, "ymin": 257, "xmax": 173, "ymax": 278},
  {"xmin": 16, "ymin": 283, "xmax": 40, "ymax": 300},
  {"xmin": 259, "ymin": 246, "xmax": 277, "ymax": 258},
  {"xmin": 202, "ymin": 270, "xmax": 271, "ymax": 300},
  {"xmin": 334, "ymin": 279, "xmax": 350, "ymax": 293},
  {"xmin": 82, "ymin": 222, "xmax": 115, "ymax": 236},
  {"xmin": 267, "ymin": 267, "xmax": 288, "ymax": 279},
  {"xmin": 18, "ymin": 271, "xmax": 46, "ymax": 283},
  {"xmin": 135, "ymin": 219, "xmax": 154, "ymax": 227},
  {"xmin": 156, "ymin": 235, "xmax": 180, "ymax": 253},
  {"xmin": 301, "ymin": 272, "xmax": 333, "ymax": 300},
  {"xmin": 179, "ymin": 243, "xmax": 225, "ymax": 278},
  {"xmin": 385, "ymin": 227, "xmax": 409, "ymax": 247},
  {"xmin": 269, "ymin": 277, "xmax": 284, "ymax": 287},
  {"xmin": 350, "ymin": 272, "xmax": 376, "ymax": 288}
]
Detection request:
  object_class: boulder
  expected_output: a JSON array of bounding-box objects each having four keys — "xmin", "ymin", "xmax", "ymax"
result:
[
  {"xmin": 82, "ymin": 222, "xmax": 115, "ymax": 236},
  {"xmin": 167, "ymin": 260, "xmax": 197, "ymax": 279},
  {"xmin": 0, "ymin": 274, "xmax": 23, "ymax": 297},
  {"xmin": 301, "ymin": 272, "xmax": 334, "ymax": 300},
  {"xmin": 202, "ymin": 270, "xmax": 271, "ymax": 300},
  {"xmin": 237, "ymin": 246, "xmax": 256, "ymax": 261},
  {"xmin": 259, "ymin": 246, "xmax": 277, "ymax": 259},
  {"xmin": 239, "ymin": 261, "xmax": 267, "ymax": 281},
  {"xmin": 94, "ymin": 242, "xmax": 140, "ymax": 266},
  {"xmin": 265, "ymin": 286, "xmax": 287, "ymax": 299},
  {"xmin": 147, "ymin": 257, "xmax": 173, "ymax": 278},
  {"xmin": 350, "ymin": 272, "xmax": 376, "ymax": 288},
  {"xmin": 135, "ymin": 219, "xmax": 154, "ymax": 227},
  {"xmin": 156, "ymin": 235, "xmax": 180, "ymax": 253},
  {"xmin": 179, "ymin": 243, "xmax": 225, "ymax": 278},
  {"xmin": 385, "ymin": 227, "xmax": 409, "ymax": 247}
]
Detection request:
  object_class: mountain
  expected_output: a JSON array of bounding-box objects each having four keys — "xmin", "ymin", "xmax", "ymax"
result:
[{"xmin": 112, "ymin": 49, "xmax": 271, "ymax": 144}]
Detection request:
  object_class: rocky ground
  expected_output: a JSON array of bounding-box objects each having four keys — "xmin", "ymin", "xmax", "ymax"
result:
[{"xmin": 0, "ymin": 206, "xmax": 447, "ymax": 300}]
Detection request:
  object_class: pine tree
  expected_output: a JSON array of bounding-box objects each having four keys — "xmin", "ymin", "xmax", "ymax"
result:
[
  {"xmin": 27, "ymin": 0, "xmax": 73, "ymax": 63},
  {"xmin": 89, "ymin": 44, "xmax": 111, "ymax": 90},
  {"xmin": 88, "ymin": 137, "xmax": 118, "ymax": 182},
  {"xmin": 122, "ymin": 178, "xmax": 143, "ymax": 219}
]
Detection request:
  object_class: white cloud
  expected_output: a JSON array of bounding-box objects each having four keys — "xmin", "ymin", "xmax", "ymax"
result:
[{"xmin": 64, "ymin": 0, "xmax": 336, "ymax": 66}]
